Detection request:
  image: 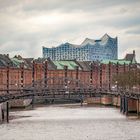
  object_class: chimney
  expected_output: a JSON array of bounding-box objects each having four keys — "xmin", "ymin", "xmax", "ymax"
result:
[
  {"xmin": 7, "ymin": 54, "xmax": 9, "ymax": 58},
  {"xmin": 133, "ymin": 50, "xmax": 135, "ymax": 56}
]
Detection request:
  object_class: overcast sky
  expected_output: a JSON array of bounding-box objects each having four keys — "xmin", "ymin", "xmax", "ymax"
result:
[{"xmin": 0, "ymin": 0, "xmax": 140, "ymax": 61}]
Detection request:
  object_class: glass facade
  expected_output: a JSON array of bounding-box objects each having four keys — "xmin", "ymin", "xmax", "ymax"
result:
[{"xmin": 43, "ymin": 34, "xmax": 118, "ymax": 61}]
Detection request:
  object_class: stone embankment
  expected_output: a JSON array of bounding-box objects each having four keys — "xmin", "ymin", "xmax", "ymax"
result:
[{"xmin": 86, "ymin": 95, "xmax": 140, "ymax": 115}]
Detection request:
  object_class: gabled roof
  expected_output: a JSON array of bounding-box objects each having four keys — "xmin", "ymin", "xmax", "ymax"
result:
[
  {"xmin": 76, "ymin": 61, "xmax": 91, "ymax": 71},
  {"xmin": 123, "ymin": 50, "xmax": 137, "ymax": 63},
  {"xmin": 23, "ymin": 58, "xmax": 34, "ymax": 68},
  {"xmin": 11, "ymin": 57, "xmax": 24, "ymax": 68},
  {"xmin": 47, "ymin": 58, "xmax": 57, "ymax": 70},
  {"xmin": 124, "ymin": 54, "xmax": 135, "ymax": 62},
  {"xmin": 0, "ymin": 60, "xmax": 5, "ymax": 67},
  {"xmin": 33, "ymin": 57, "xmax": 57, "ymax": 70},
  {"xmin": 11, "ymin": 55, "xmax": 32, "ymax": 68},
  {"xmin": 0, "ymin": 54, "xmax": 15, "ymax": 67}
]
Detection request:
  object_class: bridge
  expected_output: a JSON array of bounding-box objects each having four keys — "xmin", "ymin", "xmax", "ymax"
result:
[{"xmin": 0, "ymin": 76, "xmax": 140, "ymax": 123}]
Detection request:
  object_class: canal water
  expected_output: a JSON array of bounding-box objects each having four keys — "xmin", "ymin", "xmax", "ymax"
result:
[{"xmin": 0, "ymin": 104, "xmax": 140, "ymax": 140}]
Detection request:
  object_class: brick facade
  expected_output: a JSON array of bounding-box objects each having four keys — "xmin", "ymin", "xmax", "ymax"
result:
[{"xmin": 0, "ymin": 59, "xmax": 135, "ymax": 94}]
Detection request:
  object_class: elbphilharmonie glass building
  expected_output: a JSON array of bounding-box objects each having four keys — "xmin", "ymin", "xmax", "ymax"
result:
[{"xmin": 43, "ymin": 34, "xmax": 118, "ymax": 61}]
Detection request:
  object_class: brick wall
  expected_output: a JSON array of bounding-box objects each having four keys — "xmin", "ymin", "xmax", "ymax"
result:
[{"xmin": 0, "ymin": 62, "xmax": 135, "ymax": 93}]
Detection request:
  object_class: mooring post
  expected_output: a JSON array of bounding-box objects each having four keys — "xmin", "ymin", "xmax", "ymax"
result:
[
  {"xmin": 81, "ymin": 100, "xmax": 83, "ymax": 106},
  {"xmin": 6, "ymin": 102, "xmax": 9, "ymax": 123},
  {"xmin": 120, "ymin": 96, "xmax": 123, "ymax": 112},
  {"xmin": 32, "ymin": 95, "xmax": 35, "ymax": 108},
  {"xmin": 116, "ymin": 95, "xmax": 118, "ymax": 107},
  {"xmin": 137, "ymin": 99, "xmax": 139, "ymax": 118},
  {"xmin": 2, "ymin": 109, "xmax": 4, "ymax": 122},
  {"xmin": 125, "ymin": 96, "xmax": 128, "ymax": 116},
  {"xmin": 123, "ymin": 96, "xmax": 126, "ymax": 114}
]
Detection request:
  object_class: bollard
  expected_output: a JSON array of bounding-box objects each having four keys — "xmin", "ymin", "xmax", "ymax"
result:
[
  {"xmin": 120, "ymin": 96, "xmax": 123, "ymax": 112},
  {"xmin": 137, "ymin": 99, "xmax": 139, "ymax": 118},
  {"xmin": 32, "ymin": 96, "xmax": 35, "ymax": 109},
  {"xmin": 80, "ymin": 99, "xmax": 83, "ymax": 106},
  {"xmin": 123, "ymin": 96, "xmax": 126, "ymax": 114},
  {"xmin": 6, "ymin": 102, "xmax": 9, "ymax": 123},
  {"xmin": 125, "ymin": 97, "xmax": 128, "ymax": 116},
  {"xmin": 2, "ymin": 109, "xmax": 4, "ymax": 122}
]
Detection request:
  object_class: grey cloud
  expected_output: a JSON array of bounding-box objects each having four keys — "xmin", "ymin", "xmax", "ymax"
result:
[
  {"xmin": 95, "ymin": 15, "xmax": 140, "ymax": 29},
  {"xmin": 23, "ymin": 0, "xmax": 139, "ymax": 12},
  {"xmin": 0, "ymin": 0, "xmax": 139, "ymax": 13},
  {"xmin": 0, "ymin": 0, "xmax": 20, "ymax": 9},
  {"xmin": 125, "ymin": 28, "xmax": 140, "ymax": 35}
]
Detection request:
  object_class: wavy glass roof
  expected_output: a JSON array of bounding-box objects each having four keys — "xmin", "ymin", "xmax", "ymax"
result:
[{"xmin": 50, "ymin": 34, "xmax": 116, "ymax": 49}]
